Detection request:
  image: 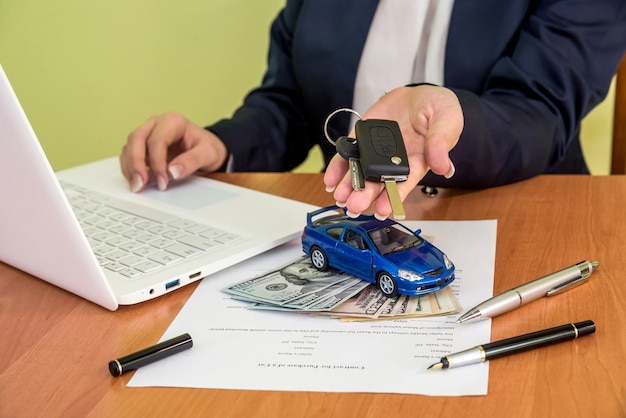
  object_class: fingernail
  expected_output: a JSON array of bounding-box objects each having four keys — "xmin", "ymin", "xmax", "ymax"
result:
[
  {"xmin": 336, "ymin": 201, "xmax": 346, "ymax": 208},
  {"xmin": 131, "ymin": 174, "xmax": 144, "ymax": 193},
  {"xmin": 168, "ymin": 164, "xmax": 182, "ymax": 180},
  {"xmin": 374, "ymin": 213, "xmax": 388, "ymax": 221},
  {"xmin": 157, "ymin": 175, "xmax": 167, "ymax": 191},
  {"xmin": 346, "ymin": 210, "xmax": 361, "ymax": 218},
  {"xmin": 325, "ymin": 185, "xmax": 336, "ymax": 193},
  {"xmin": 444, "ymin": 161, "xmax": 456, "ymax": 179}
]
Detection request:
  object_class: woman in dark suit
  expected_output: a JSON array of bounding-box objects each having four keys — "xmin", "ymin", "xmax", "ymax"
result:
[{"xmin": 120, "ymin": 0, "xmax": 626, "ymax": 219}]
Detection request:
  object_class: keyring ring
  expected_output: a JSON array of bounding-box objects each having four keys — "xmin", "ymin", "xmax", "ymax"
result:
[{"xmin": 323, "ymin": 108, "xmax": 362, "ymax": 146}]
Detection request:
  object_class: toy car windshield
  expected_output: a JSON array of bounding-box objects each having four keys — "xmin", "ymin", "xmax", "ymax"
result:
[{"xmin": 367, "ymin": 224, "xmax": 424, "ymax": 255}]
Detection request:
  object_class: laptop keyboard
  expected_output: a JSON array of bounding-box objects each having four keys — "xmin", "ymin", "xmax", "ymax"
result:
[{"xmin": 60, "ymin": 182, "xmax": 242, "ymax": 279}]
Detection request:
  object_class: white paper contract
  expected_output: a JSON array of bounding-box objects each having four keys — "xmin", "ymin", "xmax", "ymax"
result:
[{"xmin": 129, "ymin": 220, "xmax": 497, "ymax": 396}]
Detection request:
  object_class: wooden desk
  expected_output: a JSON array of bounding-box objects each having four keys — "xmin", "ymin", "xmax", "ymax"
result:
[{"xmin": 1, "ymin": 174, "xmax": 625, "ymax": 417}]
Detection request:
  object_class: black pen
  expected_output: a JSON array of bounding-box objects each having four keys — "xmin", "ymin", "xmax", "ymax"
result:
[
  {"xmin": 108, "ymin": 333, "xmax": 193, "ymax": 377},
  {"xmin": 427, "ymin": 320, "xmax": 595, "ymax": 370}
]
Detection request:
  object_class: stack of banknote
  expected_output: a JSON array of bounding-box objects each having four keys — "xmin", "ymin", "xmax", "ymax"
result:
[{"xmin": 222, "ymin": 257, "xmax": 462, "ymax": 321}]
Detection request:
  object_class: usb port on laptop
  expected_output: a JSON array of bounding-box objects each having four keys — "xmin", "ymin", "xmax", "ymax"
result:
[{"xmin": 165, "ymin": 279, "xmax": 180, "ymax": 290}]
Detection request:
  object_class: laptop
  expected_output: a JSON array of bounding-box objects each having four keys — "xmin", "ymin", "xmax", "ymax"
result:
[{"xmin": 0, "ymin": 65, "xmax": 317, "ymax": 311}]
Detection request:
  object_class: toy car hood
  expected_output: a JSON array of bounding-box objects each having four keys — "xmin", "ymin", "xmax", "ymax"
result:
[{"xmin": 383, "ymin": 244, "xmax": 447, "ymax": 276}]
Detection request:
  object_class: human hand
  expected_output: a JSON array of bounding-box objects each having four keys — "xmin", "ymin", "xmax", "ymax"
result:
[
  {"xmin": 119, "ymin": 112, "xmax": 228, "ymax": 192},
  {"xmin": 323, "ymin": 85, "xmax": 463, "ymax": 219}
]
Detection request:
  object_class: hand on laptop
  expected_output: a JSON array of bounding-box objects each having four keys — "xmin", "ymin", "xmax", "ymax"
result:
[
  {"xmin": 120, "ymin": 112, "xmax": 228, "ymax": 192},
  {"xmin": 323, "ymin": 85, "xmax": 462, "ymax": 220}
]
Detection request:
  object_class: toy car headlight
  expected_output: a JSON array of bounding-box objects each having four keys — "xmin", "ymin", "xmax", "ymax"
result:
[
  {"xmin": 443, "ymin": 254, "xmax": 453, "ymax": 270},
  {"xmin": 398, "ymin": 269, "xmax": 423, "ymax": 282}
]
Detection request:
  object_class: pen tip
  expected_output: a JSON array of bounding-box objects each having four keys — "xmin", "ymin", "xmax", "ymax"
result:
[
  {"xmin": 427, "ymin": 362, "xmax": 443, "ymax": 370},
  {"xmin": 456, "ymin": 309, "xmax": 480, "ymax": 323},
  {"xmin": 591, "ymin": 261, "xmax": 599, "ymax": 270}
]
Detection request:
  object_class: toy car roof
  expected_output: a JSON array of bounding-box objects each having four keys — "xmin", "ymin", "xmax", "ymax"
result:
[{"xmin": 307, "ymin": 206, "xmax": 397, "ymax": 232}]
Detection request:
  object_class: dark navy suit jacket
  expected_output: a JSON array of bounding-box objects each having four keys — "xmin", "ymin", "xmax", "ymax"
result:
[{"xmin": 210, "ymin": 0, "xmax": 626, "ymax": 188}]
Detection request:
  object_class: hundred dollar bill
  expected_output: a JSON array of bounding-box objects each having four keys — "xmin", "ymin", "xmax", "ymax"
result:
[
  {"xmin": 248, "ymin": 279, "xmax": 368, "ymax": 312},
  {"xmin": 222, "ymin": 257, "xmax": 353, "ymax": 305},
  {"xmin": 284, "ymin": 277, "xmax": 366, "ymax": 310},
  {"xmin": 302, "ymin": 279, "xmax": 370, "ymax": 311}
]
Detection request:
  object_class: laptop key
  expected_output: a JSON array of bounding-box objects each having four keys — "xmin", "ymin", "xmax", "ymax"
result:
[
  {"xmin": 178, "ymin": 235, "xmax": 222, "ymax": 251},
  {"xmin": 184, "ymin": 224, "xmax": 212, "ymax": 234},
  {"xmin": 119, "ymin": 241, "xmax": 147, "ymax": 252},
  {"xmin": 200, "ymin": 228, "xmax": 226, "ymax": 239},
  {"xmin": 149, "ymin": 238, "xmax": 176, "ymax": 249},
  {"xmin": 162, "ymin": 229, "xmax": 189, "ymax": 240},
  {"xmin": 133, "ymin": 260, "xmax": 162, "ymax": 273},
  {"xmin": 104, "ymin": 261, "xmax": 126, "ymax": 272},
  {"xmin": 167, "ymin": 218, "xmax": 197, "ymax": 229},
  {"xmin": 119, "ymin": 254, "xmax": 145, "ymax": 267},
  {"xmin": 167, "ymin": 243, "xmax": 203, "ymax": 258},
  {"xmin": 106, "ymin": 250, "xmax": 132, "ymax": 262},
  {"xmin": 215, "ymin": 233, "xmax": 242, "ymax": 245},
  {"xmin": 118, "ymin": 268, "xmax": 142, "ymax": 279},
  {"xmin": 147, "ymin": 251, "xmax": 182, "ymax": 265},
  {"xmin": 133, "ymin": 246, "xmax": 159, "ymax": 257}
]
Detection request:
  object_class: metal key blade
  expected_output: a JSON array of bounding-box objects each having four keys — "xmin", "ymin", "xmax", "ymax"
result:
[
  {"xmin": 382, "ymin": 176, "xmax": 406, "ymax": 220},
  {"xmin": 349, "ymin": 157, "xmax": 365, "ymax": 191}
]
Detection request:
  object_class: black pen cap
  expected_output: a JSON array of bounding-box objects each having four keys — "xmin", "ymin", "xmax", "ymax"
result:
[
  {"xmin": 108, "ymin": 333, "xmax": 193, "ymax": 377},
  {"xmin": 574, "ymin": 320, "xmax": 596, "ymax": 337}
]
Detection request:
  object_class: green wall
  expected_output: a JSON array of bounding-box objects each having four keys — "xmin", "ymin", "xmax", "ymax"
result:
[
  {"xmin": 0, "ymin": 1, "xmax": 613, "ymax": 175},
  {"xmin": 0, "ymin": 0, "xmax": 285, "ymax": 171}
]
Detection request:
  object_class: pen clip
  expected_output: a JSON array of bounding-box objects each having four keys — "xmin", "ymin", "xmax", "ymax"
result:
[{"xmin": 546, "ymin": 275, "xmax": 589, "ymax": 296}]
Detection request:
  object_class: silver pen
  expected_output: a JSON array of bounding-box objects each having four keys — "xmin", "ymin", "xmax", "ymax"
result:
[{"xmin": 456, "ymin": 260, "xmax": 599, "ymax": 323}]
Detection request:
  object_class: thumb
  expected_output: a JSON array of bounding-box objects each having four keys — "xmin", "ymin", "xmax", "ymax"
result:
[
  {"xmin": 169, "ymin": 129, "xmax": 230, "ymax": 179},
  {"xmin": 166, "ymin": 151, "xmax": 200, "ymax": 181},
  {"xmin": 422, "ymin": 106, "xmax": 462, "ymax": 178},
  {"xmin": 423, "ymin": 129, "xmax": 455, "ymax": 177}
]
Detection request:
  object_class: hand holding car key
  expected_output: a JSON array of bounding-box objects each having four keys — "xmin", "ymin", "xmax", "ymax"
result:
[{"xmin": 326, "ymin": 109, "xmax": 409, "ymax": 220}]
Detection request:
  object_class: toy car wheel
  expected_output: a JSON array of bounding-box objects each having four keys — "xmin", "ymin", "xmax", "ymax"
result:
[
  {"xmin": 310, "ymin": 246, "xmax": 329, "ymax": 271},
  {"xmin": 377, "ymin": 272, "xmax": 398, "ymax": 298}
]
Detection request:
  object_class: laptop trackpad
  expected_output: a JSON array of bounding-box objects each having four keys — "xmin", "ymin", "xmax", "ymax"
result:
[{"xmin": 140, "ymin": 180, "xmax": 237, "ymax": 210}]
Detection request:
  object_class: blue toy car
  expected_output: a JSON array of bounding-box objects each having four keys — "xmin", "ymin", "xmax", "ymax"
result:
[{"xmin": 301, "ymin": 206, "xmax": 455, "ymax": 297}]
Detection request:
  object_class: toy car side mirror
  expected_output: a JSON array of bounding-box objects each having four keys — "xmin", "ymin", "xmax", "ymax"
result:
[{"xmin": 415, "ymin": 228, "xmax": 422, "ymax": 235}]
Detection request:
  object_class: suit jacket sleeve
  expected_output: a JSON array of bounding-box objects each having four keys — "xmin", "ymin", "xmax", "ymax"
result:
[
  {"xmin": 207, "ymin": 0, "xmax": 313, "ymax": 172},
  {"xmin": 423, "ymin": 0, "xmax": 626, "ymax": 188},
  {"xmin": 207, "ymin": 0, "xmax": 376, "ymax": 172}
]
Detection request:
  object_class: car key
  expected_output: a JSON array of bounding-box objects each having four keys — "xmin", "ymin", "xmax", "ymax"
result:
[
  {"xmin": 336, "ymin": 136, "xmax": 366, "ymax": 191},
  {"xmin": 354, "ymin": 119, "xmax": 409, "ymax": 220}
]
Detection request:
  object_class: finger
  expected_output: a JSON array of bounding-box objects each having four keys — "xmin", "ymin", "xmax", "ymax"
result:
[
  {"xmin": 344, "ymin": 181, "xmax": 386, "ymax": 217},
  {"xmin": 332, "ymin": 168, "xmax": 356, "ymax": 206},
  {"xmin": 122, "ymin": 117, "xmax": 158, "ymax": 192},
  {"xmin": 323, "ymin": 154, "xmax": 349, "ymax": 192},
  {"xmin": 119, "ymin": 146, "xmax": 147, "ymax": 193},
  {"xmin": 145, "ymin": 113, "xmax": 187, "ymax": 190},
  {"xmin": 373, "ymin": 188, "xmax": 393, "ymax": 220}
]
